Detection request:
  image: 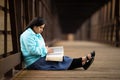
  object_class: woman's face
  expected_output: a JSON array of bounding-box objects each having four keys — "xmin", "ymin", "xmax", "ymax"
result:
[{"xmin": 33, "ymin": 24, "xmax": 45, "ymax": 34}]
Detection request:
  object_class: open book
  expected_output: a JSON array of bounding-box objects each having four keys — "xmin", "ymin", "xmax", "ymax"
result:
[{"xmin": 46, "ymin": 46, "xmax": 64, "ymax": 61}]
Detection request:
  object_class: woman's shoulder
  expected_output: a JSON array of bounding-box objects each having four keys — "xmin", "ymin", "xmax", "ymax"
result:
[{"xmin": 21, "ymin": 29, "xmax": 35, "ymax": 39}]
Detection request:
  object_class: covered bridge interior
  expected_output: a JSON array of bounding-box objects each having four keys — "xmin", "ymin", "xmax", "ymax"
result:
[
  {"xmin": 0, "ymin": 0, "xmax": 120, "ymax": 79},
  {"xmin": 53, "ymin": 0, "xmax": 110, "ymax": 33}
]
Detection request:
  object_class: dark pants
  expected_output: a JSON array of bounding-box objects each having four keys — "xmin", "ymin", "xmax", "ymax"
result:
[{"xmin": 68, "ymin": 58, "xmax": 82, "ymax": 70}]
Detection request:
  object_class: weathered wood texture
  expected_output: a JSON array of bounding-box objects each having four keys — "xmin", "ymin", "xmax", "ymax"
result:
[
  {"xmin": 12, "ymin": 41, "xmax": 120, "ymax": 80},
  {"xmin": 0, "ymin": 53, "xmax": 21, "ymax": 78}
]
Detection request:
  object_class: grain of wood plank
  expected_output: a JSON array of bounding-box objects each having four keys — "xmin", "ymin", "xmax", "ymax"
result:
[{"xmin": 12, "ymin": 41, "xmax": 120, "ymax": 80}]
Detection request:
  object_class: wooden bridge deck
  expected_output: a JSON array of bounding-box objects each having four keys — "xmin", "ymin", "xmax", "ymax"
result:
[{"xmin": 12, "ymin": 41, "xmax": 120, "ymax": 80}]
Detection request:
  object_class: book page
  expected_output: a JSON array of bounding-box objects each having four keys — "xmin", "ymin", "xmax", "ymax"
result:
[
  {"xmin": 48, "ymin": 46, "xmax": 64, "ymax": 55},
  {"xmin": 46, "ymin": 46, "xmax": 64, "ymax": 61}
]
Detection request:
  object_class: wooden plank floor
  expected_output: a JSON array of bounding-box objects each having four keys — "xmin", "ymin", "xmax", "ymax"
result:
[{"xmin": 12, "ymin": 41, "xmax": 120, "ymax": 80}]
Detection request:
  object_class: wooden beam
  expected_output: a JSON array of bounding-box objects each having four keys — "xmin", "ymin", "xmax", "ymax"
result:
[
  {"xmin": 35, "ymin": 0, "xmax": 39, "ymax": 17},
  {"xmin": 4, "ymin": 0, "xmax": 8, "ymax": 57},
  {"xmin": 8, "ymin": 0, "xmax": 18, "ymax": 53},
  {"xmin": 0, "ymin": 53, "xmax": 21, "ymax": 79},
  {"xmin": 23, "ymin": 0, "xmax": 29, "ymax": 25},
  {"xmin": 0, "ymin": 5, "xmax": 9, "ymax": 12},
  {"xmin": 28, "ymin": 0, "xmax": 33, "ymax": 20},
  {"xmin": 114, "ymin": 0, "xmax": 119, "ymax": 47},
  {"xmin": 14, "ymin": 0, "xmax": 23, "ymax": 39},
  {"xmin": 0, "ymin": 30, "xmax": 11, "ymax": 34}
]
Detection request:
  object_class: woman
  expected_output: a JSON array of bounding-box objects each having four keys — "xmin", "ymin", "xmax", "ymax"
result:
[{"xmin": 20, "ymin": 17, "xmax": 95, "ymax": 70}]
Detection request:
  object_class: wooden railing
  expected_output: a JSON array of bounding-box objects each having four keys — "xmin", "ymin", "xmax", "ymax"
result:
[{"xmin": 0, "ymin": 52, "xmax": 21, "ymax": 79}]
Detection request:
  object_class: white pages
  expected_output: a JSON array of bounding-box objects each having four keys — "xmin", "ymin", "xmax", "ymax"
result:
[{"xmin": 46, "ymin": 46, "xmax": 64, "ymax": 61}]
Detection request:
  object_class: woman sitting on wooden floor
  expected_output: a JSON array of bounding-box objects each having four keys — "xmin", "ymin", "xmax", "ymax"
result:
[{"xmin": 20, "ymin": 17, "xmax": 95, "ymax": 70}]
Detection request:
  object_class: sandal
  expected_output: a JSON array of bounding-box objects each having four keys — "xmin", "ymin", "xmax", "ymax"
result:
[
  {"xmin": 83, "ymin": 57, "xmax": 94, "ymax": 70},
  {"xmin": 91, "ymin": 51, "xmax": 95, "ymax": 58},
  {"xmin": 86, "ymin": 51, "xmax": 95, "ymax": 60},
  {"xmin": 83, "ymin": 51, "xmax": 95, "ymax": 70}
]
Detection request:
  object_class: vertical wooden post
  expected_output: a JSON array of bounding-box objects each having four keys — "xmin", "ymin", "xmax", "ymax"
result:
[
  {"xmin": 8, "ymin": 0, "xmax": 18, "ymax": 53},
  {"xmin": 35, "ymin": 0, "xmax": 39, "ymax": 17},
  {"xmin": 15, "ymin": 0, "xmax": 23, "ymax": 70},
  {"xmin": 23, "ymin": 0, "xmax": 29, "ymax": 25},
  {"xmin": 28, "ymin": 0, "xmax": 33, "ymax": 20},
  {"xmin": 3, "ymin": 0, "xmax": 7, "ymax": 57},
  {"xmin": 14, "ymin": 0, "xmax": 23, "ymax": 40},
  {"xmin": 114, "ymin": 0, "xmax": 119, "ymax": 47},
  {"xmin": 39, "ymin": 1, "xmax": 42, "ymax": 17},
  {"xmin": 110, "ymin": 0, "xmax": 115, "ymax": 44}
]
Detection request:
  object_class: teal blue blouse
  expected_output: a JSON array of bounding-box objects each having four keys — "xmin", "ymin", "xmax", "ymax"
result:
[{"xmin": 20, "ymin": 28, "xmax": 47, "ymax": 67}]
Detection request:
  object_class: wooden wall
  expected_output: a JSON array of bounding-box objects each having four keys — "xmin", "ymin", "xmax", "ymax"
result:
[
  {"xmin": 0, "ymin": 0, "xmax": 119, "ymax": 79},
  {"xmin": 76, "ymin": 0, "xmax": 120, "ymax": 47},
  {"xmin": 0, "ymin": 0, "xmax": 61, "ymax": 79},
  {"xmin": 0, "ymin": 0, "xmax": 62, "ymax": 57}
]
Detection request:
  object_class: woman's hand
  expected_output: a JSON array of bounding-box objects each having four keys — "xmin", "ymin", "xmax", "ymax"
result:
[{"xmin": 46, "ymin": 46, "xmax": 53, "ymax": 54}]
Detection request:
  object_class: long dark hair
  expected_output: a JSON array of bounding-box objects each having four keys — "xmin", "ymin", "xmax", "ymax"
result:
[{"xmin": 26, "ymin": 17, "xmax": 45, "ymax": 29}]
